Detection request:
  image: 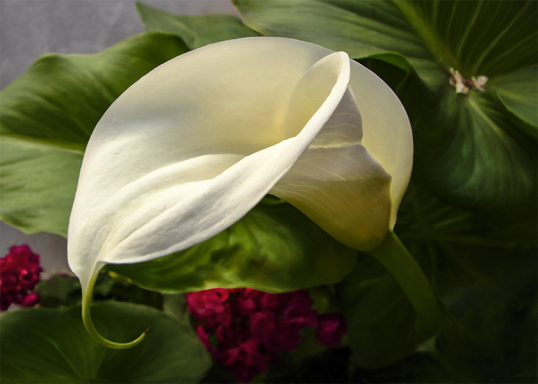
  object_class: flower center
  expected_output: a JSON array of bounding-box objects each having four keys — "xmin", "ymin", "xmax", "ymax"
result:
[{"xmin": 449, "ymin": 68, "xmax": 488, "ymax": 94}]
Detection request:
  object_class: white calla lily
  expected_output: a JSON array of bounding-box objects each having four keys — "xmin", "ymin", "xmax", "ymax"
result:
[{"xmin": 67, "ymin": 37, "xmax": 413, "ymax": 348}]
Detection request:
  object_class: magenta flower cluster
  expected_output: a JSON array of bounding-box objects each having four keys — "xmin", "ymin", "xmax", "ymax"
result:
[
  {"xmin": 186, "ymin": 288, "xmax": 347, "ymax": 382},
  {"xmin": 0, "ymin": 245, "xmax": 42, "ymax": 311}
]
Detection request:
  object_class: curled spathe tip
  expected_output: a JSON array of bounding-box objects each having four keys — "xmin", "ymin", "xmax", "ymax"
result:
[{"xmin": 82, "ymin": 271, "xmax": 148, "ymax": 349}]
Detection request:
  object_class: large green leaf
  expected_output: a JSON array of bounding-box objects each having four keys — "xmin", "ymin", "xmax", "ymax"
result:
[
  {"xmin": 0, "ymin": 138, "xmax": 83, "ymax": 236},
  {"xmin": 411, "ymin": 1, "xmax": 537, "ymax": 78},
  {"xmin": 395, "ymin": 182, "xmax": 536, "ymax": 302},
  {"xmin": 234, "ymin": 0, "xmax": 538, "ymax": 216},
  {"xmin": 0, "ymin": 302, "xmax": 211, "ymax": 383},
  {"xmin": 234, "ymin": 0, "xmax": 535, "ymax": 87},
  {"xmin": 364, "ymin": 57, "xmax": 537, "ymax": 217},
  {"xmin": 0, "ymin": 32, "xmax": 188, "ymax": 236},
  {"xmin": 410, "ymin": 86, "xmax": 537, "ymax": 216},
  {"xmin": 136, "ymin": 2, "xmax": 260, "ymax": 50},
  {"xmin": 233, "ymin": 0, "xmax": 444, "ymax": 90},
  {"xmin": 489, "ymin": 65, "xmax": 538, "ymax": 135},
  {"xmin": 108, "ymin": 198, "xmax": 357, "ymax": 293}
]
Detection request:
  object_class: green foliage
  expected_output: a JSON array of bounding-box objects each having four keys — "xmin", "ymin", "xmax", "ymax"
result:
[
  {"xmin": 410, "ymin": 1, "xmax": 537, "ymax": 78},
  {"xmin": 433, "ymin": 254, "xmax": 537, "ymax": 383},
  {"xmin": 489, "ymin": 65, "xmax": 538, "ymax": 135},
  {"xmin": 234, "ymin": 0, "xmax": 538, "ymax": 216},
  {"xmin": 0, "ymin": 32, "xmax": 188, "ymax": 236},
  {"xmin": 346, "ymin": 252, "xmax": 537, "ymax": 383},
  {"xmin": 136, "ymin": 2, "xmax": 260, "ymax": 49},
  {"xmin": 334, "ymin": 182, "xmax": 536, "ymax": 373},
  {"xmin": 35, "ymin": 272, "xmax": 163, "ymax": 310},
  {"xmin": 0, "ymin": 139, "xmax": 83, "ymax": 236},
  {"xmin": 395, "ymin": 182, "xmax": 537, "ymax": 301},
  {"xmin": 232, "ymin": 0, "xmax": 443, "ymax": 90},
  {"xmin": 0, "ymin": 302, "xmax": 211, "ymax": 383},
  {"xmin": 335, "ymin": 252, "xmax": 427, "ymax": 369},
  {"xmin": 410, "ymin": 84, "xmax": 537, "ymax": 215},
  {"xmin": 35, "ymin": 275, "xmax": 82, "ymax": 308},
  {"xmin": 108, "ymin": 197, "xmax": 357, "ymax": 293}
]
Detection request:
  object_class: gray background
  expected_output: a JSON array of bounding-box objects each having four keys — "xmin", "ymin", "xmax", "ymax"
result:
[{"xmin": 0, "ymin": 0, "xmax": 237, "ymax": 278}]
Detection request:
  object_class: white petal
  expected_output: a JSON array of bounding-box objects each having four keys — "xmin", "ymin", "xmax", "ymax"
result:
[
  {"xmin": 348, "ymin": 65, "xmax": 413, "ymax": 228},
  {"xmin": 271, "ymin": 84, "xmax": 391, "ymax": 250},
  {"xmin": 270, "ymin": 55, "xmax": 414, "ymax": 246},
  {"xmin": 68, "ymin": 38, "xmax": 352, "ymax": 291}
]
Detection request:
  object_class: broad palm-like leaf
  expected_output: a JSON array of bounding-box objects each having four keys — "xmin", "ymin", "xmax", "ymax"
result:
[{"xmin": 233, "ymin": 0, "xmax": 538, "ymax": 215}]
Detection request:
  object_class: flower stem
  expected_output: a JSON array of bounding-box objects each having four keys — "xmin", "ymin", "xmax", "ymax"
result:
[
  {"xmin": 82, "ymin": 269, "xmax": 148, "ymax": 349},
  {"xmin": 367, "ymin": 231, "xmax": 447, "ymax": 335}
]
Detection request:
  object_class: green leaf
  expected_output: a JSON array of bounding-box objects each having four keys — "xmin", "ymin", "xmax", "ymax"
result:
[
  {"xmin": 363, "ymin": 54, "xmax": 538, "ymax": 216},
  {"xmin": 0, "ymin": 138, "xmax": 83, "ymax": 236},
  {"xmin": 235, "ymin": 0, "xmax": 538, "ymax": 215},
  {"xmin": 339, "ymin": 179, "xmax": 537, "ymax": 379},
  {"xmin": 395, "ymin": 182, "xmax": 536, "ymax": 302},
  {"xmin": 335, "ymin": 181, "xmax": 536, "ymax": 370},
  {"xmin": 411, "ymin": 86, "xmax": 537, "ymax": 216},
  {"xmin": 35, "ymin": 275, "xmax": 82, "ymax": 308},
  {"xmin": 136, "ymin": 2, "xmax": 260, "ymax": 50},
  {"xmin": 36, "ymin": 272, "xmax": 164, "ymax": 310},
  {"xmin": 433, "ymin": 253, "xmax": 537, "ymax": 383},
  {"xmin": 377, "ymin": 0, "xmax": 538, "ymax": 214},
  {"xmin": 108, "ymin": 198, "xmax": 357, "ymax": 293},
  {"xmin": 233, "ymin": 0, "xmax": 445, "ymax": 90},
  {"xmin": 0, "ymin": 302, "xmax": 211, "ymax": 383},
  {"xmin": 335, "ymin": 252, "xmax": 427, "ymax": 369},
  {"xmin": 0, "ymin": 32, "xmax": 188, "ymax": 236},
  {"xmin": 364, "ymin": 56, "xmax": 537, "ymax": 216},
  {"xmin": 347, "ymin": 251, "xmax": 537, "ymax": 383},
  {"xmin": 410, "ymin": 1, "xmax": 537, "ymax": 78},
  {"xmin": 489, "ymin": 65, "xmax": 538, "ymax": 135},
  {"xmin": 162, "ymin": 293, "xmax": 191, "ymax": 326}
]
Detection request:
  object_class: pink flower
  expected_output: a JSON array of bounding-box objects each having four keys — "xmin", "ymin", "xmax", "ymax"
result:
[
  {"xmin": 315, "ymin": 313, "xmax": 347, "ymax": 348},
  {"xmin": 19, "ymin": 292, "xmax": 40, "ymax": 307},
  {"xmin": 249, "ymin": 311, "xmax": 279, "ymax": 342},
  {"xmin": 217, "ymin": 338, "xmax": 271, "ymax": 382},
  {"xmin": 236, "ymin": 296, "xmax": 258, "ymax": 316},
  {"xmin": 263, "ymin": 324, "xmax": 302, "ymax": 353},
  {"xmin": 282, "ymin": 294, "xmax": 317, "ymax": 328},
  {"xmin": 216, "ymin": 323, "xmax": 249, "ymax": 346},
  {"xmin": 186, "ymin": 289, "xmax": 232, "ymax": 327},
  {"xmin": 187, "ymin": 287, "xmax": 347, "ymax": 382},
  {"xmin": 260, "ymin": 292, "xmax": 283, "ymax": 312},
  {"xmin": 196, "ymin": 325, "xmax": 215, "ymax": 352},
  {"xmin": 242, "ymin": 288, "xmax": 264, "ymax": 300},
  {"xmin": 0, "ymin": 245, "xmax": 42, "ymax": 311},
  {"xmin": 282, "ymin": 290, "xmax": 314, "ymax": 311}
]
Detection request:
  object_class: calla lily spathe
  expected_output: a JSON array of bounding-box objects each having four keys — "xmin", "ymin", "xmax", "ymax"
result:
[{"xmin": 67, "ymin": 37, "xmax": 412, "ymax": 347}]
